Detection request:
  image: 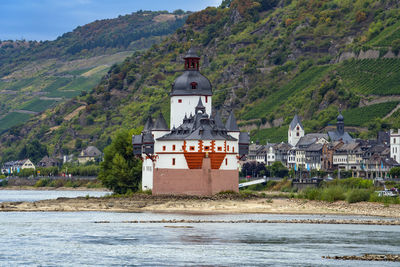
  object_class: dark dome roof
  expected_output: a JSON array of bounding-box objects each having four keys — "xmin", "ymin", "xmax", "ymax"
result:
[
  {"xmin": 171, "ymin": 70, "xmax": 212, "ymax": 96},
  {"xmin": 337, "ymin": 113, "xmax": 344, "ymax": 121}
]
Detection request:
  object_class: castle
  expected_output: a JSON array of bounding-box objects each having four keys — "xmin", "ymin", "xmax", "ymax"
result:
[{"xmin": 132, "ymin": 47, "xmax": 250, "ymax": 195}]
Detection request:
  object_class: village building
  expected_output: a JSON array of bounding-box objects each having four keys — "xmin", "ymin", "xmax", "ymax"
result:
[
  {"xmin": 1, "ymin": 159, "xmax": 35, "ymax": 175},
  {"xmin": 37, "ymin": 156, "xmax": 61, "ymax": 168},
  {"xmin": 390, "ymin": 129, "xmax": 400, "ymax": 163},
  {"xmin": 77, "ymin": 146, "xmax": 103, "ymax": 164},
  {"xmin": 132, "ymin": 48, "xmax": 250, "ymax": 195}
]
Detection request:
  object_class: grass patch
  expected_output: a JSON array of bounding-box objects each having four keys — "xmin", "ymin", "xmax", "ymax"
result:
[
  {"xmin": 336, "ymin": 102, "xmax": 399, "ymax": 126},
  {"xmin": 338, "ymin": 59, "xmax": 400, "ymax": 95},
  {"xmin": 0, "ymin": 112, "xmax": 31, "ymax": 133},
  {"xmin": 20, "ymin": 98, "xmax": 57, "ymax": 112},
  {"xmin": 251, "ymin": 126, "xmax": 287, "ymax": 144}
]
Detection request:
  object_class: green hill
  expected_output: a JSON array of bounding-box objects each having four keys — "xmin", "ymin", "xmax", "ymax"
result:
[
  {"xmin": 2, "ymin": 0, "xmax": 400, "ymax": 162},
  {"xmin": 0, "ymin": 11, "xmax": 188, "ymax": 134}
]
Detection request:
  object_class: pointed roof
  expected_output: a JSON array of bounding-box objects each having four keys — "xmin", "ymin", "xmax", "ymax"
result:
[
  {"xmin": 289, "ymin": 114, "xmax": 303, "ymax": 130},
  {"xmin": 225, "ymin": 110, "xmax": 240, "ymax": 132},
  {"xmin": 195, "ymin": 97, "xmax": 206, "ymax": 114},
  {"xmin": 213, "ymin": 111, "xmax": 225, "ymax": 130},
  {"xmin": 153, "ymin": 112, "xmax": 168, "ymax": 131},
  {"xmin": 184, "ymin": 47, "xmax": 200, "ymax": 59},
  {"xmin": 143, "ymin": 115, "xmax": 154, "ymax": 132},
  {"xmin": 337, "ymin": 112, "xmax": 344, "ymax": 121}
]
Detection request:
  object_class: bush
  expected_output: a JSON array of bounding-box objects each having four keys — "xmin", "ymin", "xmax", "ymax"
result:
[
  {"xmin": 320, "ymin": 186, "xmax": 346, "ymax": 202},
  {"xmin": 346, "ymin": 189, "xmax": 372, "ymax": 203},
  {"xmin": 34, "ymin": 178, "xmax": 51, "ymax": 187}
]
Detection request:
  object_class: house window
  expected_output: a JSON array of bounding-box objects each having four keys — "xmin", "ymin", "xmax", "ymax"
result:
[
  {"xmin": 163, "ymin": 146, "xmax": 166, "ymax": 151},
  {"xmin": 172, "ymin": 158, "xmax": 176, "ymax": 165},
  {"xmin": 204, "ymin": 146, "xmax": 210, "ymax": 151},
  {"xmin": 394, "ymin": 138, "xmax": 396, "ymax": 144},
  {"xmin": 190, "ymin": 146, "xmax": 195, "ymax": 151},
  {"xmin": 217, "ymin": 147, "xmax": 222, "ymax": 151},
  {"xmin": 178, "ymin": 99, "xmax": 182, "ymax": 103},
  {"xmin": 191, "ymin": 82, "xmax": 197, "ymax": 89},
  {"xmin": 172, "ymin": 145, "xmax": 176, "ymax": 151}
]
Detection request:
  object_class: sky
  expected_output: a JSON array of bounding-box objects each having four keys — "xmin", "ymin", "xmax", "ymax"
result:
[{"xmin": 0, "ymin": 0, "xmax": 222, "ymax": 41}]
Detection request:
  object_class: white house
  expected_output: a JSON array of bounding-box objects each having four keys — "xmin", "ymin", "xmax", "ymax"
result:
[{"xmin": 390, "ymin": 129, "xmax": 400, "ymax": 163}]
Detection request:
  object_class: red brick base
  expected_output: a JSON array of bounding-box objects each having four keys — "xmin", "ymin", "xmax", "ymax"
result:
[{"xmin": 153, "ymin": 157, "xmax": 238, "ymax": 195}]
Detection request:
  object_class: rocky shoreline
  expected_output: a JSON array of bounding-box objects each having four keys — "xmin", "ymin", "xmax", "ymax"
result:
[{"xmin": 0, "ymin": 194, "xmax": 399, "ymax": 218}]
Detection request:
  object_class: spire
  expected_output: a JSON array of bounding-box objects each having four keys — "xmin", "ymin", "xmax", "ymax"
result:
[
  {"xmin": 289, "ymin": 114, "xmax": 303, "ymax": 130},
  {"xmin": 195, "ymin": 97, "xmax": 206, "ymax": 114},
  {"xmin": 153, "ymin": 112, "xmax": 169, "ymax": 131},
  {"xmin": 225, "ymin": 110, "xmax": 239, "ymax": 132},
  {"xmin": 143, "ymin": 115, "xmax": 153, "ymax": 132},
  {"xmin": 213, "ymin": 111, "xmax": 225, "ymax": 130},
  {"xmin": 184, "ymin": 46, "xmax": 200, "ymax": 71}
]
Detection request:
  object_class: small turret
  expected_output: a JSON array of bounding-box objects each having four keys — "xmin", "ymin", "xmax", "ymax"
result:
[
  {"xmin": 225, "ymin": 110, "xmax": 239, "ymax": 132},
  {"xmin": 195, "ymin": 97, "xmax": 206, "ymax": 114}
]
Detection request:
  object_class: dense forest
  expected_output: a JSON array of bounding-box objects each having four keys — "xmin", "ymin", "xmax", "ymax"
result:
[{"xmin": 1, "ymin": 0, "xmax": 400, "ymax": 163}]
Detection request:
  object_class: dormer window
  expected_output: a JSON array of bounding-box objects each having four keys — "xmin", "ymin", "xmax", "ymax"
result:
[{"xmin": 191, "ymin": 82, "xmax": 198, "ymax": 89}]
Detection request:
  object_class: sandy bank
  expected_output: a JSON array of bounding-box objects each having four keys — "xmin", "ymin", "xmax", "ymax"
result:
[{"xmin": 0, "ymin": 194, "xmax": 399, "ymax": 218}]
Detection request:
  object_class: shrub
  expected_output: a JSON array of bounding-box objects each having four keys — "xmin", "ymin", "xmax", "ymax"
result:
[
  {"xmin": 346, "ymin": 189, "xmax": 372, "ymax": 203},
  {"xmin": 34, "ymin": 178, "xmax": 51, "ymax": 187},
  {"xmin": 320, "ymin": 186, "xmax": 346, "ymax": 202}
]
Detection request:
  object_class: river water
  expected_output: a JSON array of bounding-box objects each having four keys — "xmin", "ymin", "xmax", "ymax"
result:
[
  {"xmin": 0, "ymin": 189, "xmax": 110, "ymax": 202},
  {"xmin": 0, "ymin": 191, "xmax": 399, "ymax": 266}
]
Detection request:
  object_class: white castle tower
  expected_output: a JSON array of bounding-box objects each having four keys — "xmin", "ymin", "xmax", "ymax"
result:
[
  {"xmin": 288, "ymin": 114, "xmax": 304, "ymax": 147},
  {"xmin": 170, "ymin": 47, "xmax": 212, "ymax": 129}
]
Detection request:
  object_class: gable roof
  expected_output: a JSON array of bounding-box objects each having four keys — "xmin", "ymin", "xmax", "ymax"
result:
[
  {"xmin": 80, "ymin": 146, "xmax": 102, "ymax": 157},
  {"xmin": 289, "ymin": 114, "xmax": 303, "ymax": 130}
]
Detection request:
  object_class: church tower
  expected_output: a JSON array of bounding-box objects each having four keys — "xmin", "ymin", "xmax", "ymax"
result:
[
  {"xmin": 170, "ymin": 47, "xmax": 212, "ymax": 129},
  {"xmin": 288, "ymin": 114, "xmax": 304, "ymax": 147}
]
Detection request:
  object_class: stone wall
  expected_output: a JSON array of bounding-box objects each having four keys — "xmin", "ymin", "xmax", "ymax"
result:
[{"xmin": 153, "ymin": 157, "xmax": 238, "ymax": 195}]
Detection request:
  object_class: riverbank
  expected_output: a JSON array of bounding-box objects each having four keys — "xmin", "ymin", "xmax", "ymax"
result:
[{"xmin": 1, "ymin": 194, "xmax": 399, "ymax": 218}]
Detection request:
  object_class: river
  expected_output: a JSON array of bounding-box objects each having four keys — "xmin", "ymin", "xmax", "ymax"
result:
[
  {"xmin": 0, "ymin": 189, "xmax": 110, "ymax": 202},
  {"xmin": 0, "ymin": 190, "xmax": 399, "ymax": 266}
]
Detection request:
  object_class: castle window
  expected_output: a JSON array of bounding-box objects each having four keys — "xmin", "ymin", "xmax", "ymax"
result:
[
  {"xmin": 225, "ymin": 158, "xmax": 228, "ymax": 165},
  {"xmin": 204, "ymin": 146, "xmax": 210, "ymax": 151},
  {"xmin": 297, "ymin": 126, "xmax": 299, "ymax": 130},
  {"xmin": 394, "ymin": 138, "xmax": 396, "ymax": 144},
  {"xmin": 233, "ymin": 147, "xmax": 235, "ymax": 152},
  {"xmin": 205, "ymin": 96, "xmax": 208, "ymax": 103},
  {"xmin": 172, "ymin": 145, "xmax": 176, "ymax": 151},
  {"xmin": 191, "ymin": 82, "xmax": 197, "ymax": 89},
  {"xmin": 217, "ymin": 147, "xmax": 222, "ymax": 151},
  {"xmin": 190, "ymin": 146, "xmax": 195, "ymax": 151},
  {"xmin": 227, "ymin": 145, "xmax": 230, "ymax": 151},
  {"xmin": 178, "ymin": 99, "xmax": 182, "ymax": 103},
  {"xmin": 172, "ymin": 158, "xmax": 176, "ymax": 166},
  {"xmin": 163, "ymin": 146, "xmax": 166, "ymax": 151},
  {"xmin": 296, "ymin": 132, "xmax": 299, "ymax": 136}
]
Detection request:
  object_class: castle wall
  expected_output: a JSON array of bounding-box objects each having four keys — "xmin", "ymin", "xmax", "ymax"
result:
[{"xmin": 153, "ymin": 157, "xmax": 238, "ymax": 195}]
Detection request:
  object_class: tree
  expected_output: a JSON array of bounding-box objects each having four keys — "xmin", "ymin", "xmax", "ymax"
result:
[
  {"xmin": 98, "ymin": 129, "xmax": 142, "ymax": 194},
  {"xmin": 18, "ymin": 139, "xmax": 48, "ymax": 164},
  {"xmin": 390, "ymin": 167, "xmax": 400, "ymax": 178},
  {"xmin": 268, "ymin": 161, "xmax": 289, "ymax": 178}
]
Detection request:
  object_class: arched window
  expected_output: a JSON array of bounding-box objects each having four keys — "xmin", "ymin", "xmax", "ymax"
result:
[{"xmin": 191, "ymin": 82, "xmax": 197, "ymax": 89}]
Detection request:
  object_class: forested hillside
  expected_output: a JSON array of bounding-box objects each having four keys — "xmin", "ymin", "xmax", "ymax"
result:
[
  {"xmin": 0, "ymin": 10, "xmax": 188, "ymax": 134},
  {"xmin": 2, "ymin": 0, "xmax": 400, "ymax": 163}
]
